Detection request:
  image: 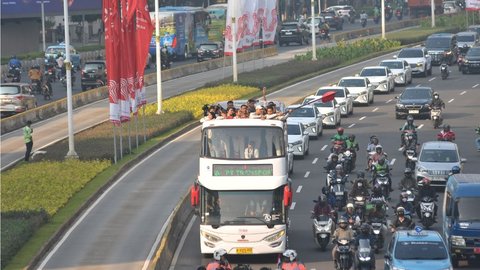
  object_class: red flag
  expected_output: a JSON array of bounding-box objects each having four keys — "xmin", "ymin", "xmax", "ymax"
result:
[
  {"xmin": 321, "ymin": 91, "xmax": 336, "ymax": 103},
  {"xmin": 135, "ymin": 0, "xmax": 154, "ymax": 106},
  {"xmin": 119, "ymin": 0, "xmax": 134, "ymax": 122},
  {"xmin": 103, "ymin": 0, "xmax": 121, "ymax": 124}
]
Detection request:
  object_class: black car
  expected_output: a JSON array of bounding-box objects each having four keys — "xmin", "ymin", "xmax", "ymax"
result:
[
  {"xmin": 461, "ymin": 46, "xmax": 480, "ymax": 74},
  {"xmin": 395, "ymin": 87, "xmax": 433, "ymax": 119},
  {"xmin": 320, "ymin": 11, "xmax": 344, "ymax": 30},
  {"xmin": 279, "ymin": 22, "xmax": 307, "ymax": 46},
  {"xmin": 81, "ymin": 60, "xmax": 106, "ymax": 91},
  {"xmin": 197, "ymin": 43, "xmax": 224, "ymax": 62},
  {"xmin": 425, "ymin": 33, "xmax": 458, "ymax": 65}
]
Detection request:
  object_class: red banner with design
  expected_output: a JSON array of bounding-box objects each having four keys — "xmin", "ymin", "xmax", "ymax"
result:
[{"xmin": 134, "ymin": 0, "xmax": 154, "ymax": 106}]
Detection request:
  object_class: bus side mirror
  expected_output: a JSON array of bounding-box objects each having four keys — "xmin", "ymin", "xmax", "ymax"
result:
[
  {"xmin": 190, "ymin": 184, "xmax": 199, "ymax": 207},
  {"xmin": 284, "ymin": 185, "xmax": 292, "ymax": 207}
]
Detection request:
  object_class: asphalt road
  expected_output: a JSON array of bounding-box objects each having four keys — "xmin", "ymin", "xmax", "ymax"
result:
[
  {"xmin": 171, "ymin": 62, "xmax": 480, "ymax": 269},
  {"xmin": 34, "ymin": 50, "xmax": 480, "ymax": 270}
]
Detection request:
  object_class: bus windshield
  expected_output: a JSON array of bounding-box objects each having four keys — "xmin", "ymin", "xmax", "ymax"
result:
[
  {"xmin": 202, "ymin": 126, "xmax": 285, "ymax": 159},
  {"xmin": 202, "ymin": 188, "xmax": 286, "ymax": 226},
  {"xmin": 455, "ymin": 197, "xmax": 480, "ymax": 221}
]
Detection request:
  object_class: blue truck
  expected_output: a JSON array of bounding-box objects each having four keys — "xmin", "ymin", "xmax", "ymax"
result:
[{"xmin": 442, "ymin": 174, "xmax": 480, "ymax": 267}]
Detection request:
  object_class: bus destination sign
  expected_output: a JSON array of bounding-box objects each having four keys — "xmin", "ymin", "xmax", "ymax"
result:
[{"xmin": 213, "ymin": 164, "xmax": 273, "ymax": 176}]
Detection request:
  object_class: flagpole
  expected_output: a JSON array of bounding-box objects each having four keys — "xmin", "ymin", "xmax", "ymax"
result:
[
  {"xmin": 113, "ymin": 125, "xmax": 117, "ymax": 164},
  {"xmin": 155, "ymin": 0, "xmax": 163, "ymax": 114},
  {"xmin": 63, "ymin": 0, "xmax": 78, "ymax": 159}
]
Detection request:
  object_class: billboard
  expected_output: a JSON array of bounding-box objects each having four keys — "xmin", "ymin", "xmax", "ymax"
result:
[
  {"xmin": 1, "ymin": 0, "xmax": 102, "ymax": 19},
  {"xmin": 466, "ymin": 0, "xmax": 480, "ymax": 10}
]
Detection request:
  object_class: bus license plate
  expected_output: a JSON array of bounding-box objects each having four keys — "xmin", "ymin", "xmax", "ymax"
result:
[
  {"xmin": 409, "ymin": 110, "xmax": 419, "ymax": 114},
  {"xmin": 236, "ymin": 247, "xmax": 253, "ymax": 254}
]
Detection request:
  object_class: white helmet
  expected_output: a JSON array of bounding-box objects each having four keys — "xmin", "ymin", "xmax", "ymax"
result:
[
  {"xmin": 344, "ymin": 150, "xmax": 351, "ymax": 157},
  {"xmin": 346, "ymin": 203, "xmax": 354, "ymax": 209},
  {"xmin": 282, "ymin": 249, "xmax": 297, "ymax": 262},
  {"xmin": 213, "ymin": 248, "xmax": 227, "ymax": 260}
]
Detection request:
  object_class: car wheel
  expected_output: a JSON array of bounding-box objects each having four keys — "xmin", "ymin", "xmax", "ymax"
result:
[
  {"xmin": 428, "ymin": 65, "xmax": 432, "ymax": 76},
  {"xmin": 369, "ymin": 93, "xmax": 374, "ymax": 104},
  {"xmin": 289, "ymin": 162, "xmax": 294, "ymax": 174},
  {"xmin": 395, "ymin": 113, "xmax": 401, "ymax": 119},
  {"xmin": 408, "ymin": 75, "xmax": 412, "ymax": 84},
  {"xmin": 349, "ymin": 104, "xmax": 353, "ymax": 115},
  {"xmin": 422, "ymin": 68, "xmax": 427, "ymax": 77}
]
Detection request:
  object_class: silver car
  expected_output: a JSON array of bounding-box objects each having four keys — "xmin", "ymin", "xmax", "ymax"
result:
[
  {"xmin": 287, "ymin": 120, "xmax": 310, "ymax": 158},
  {"xmin": 379, "ymin": 59, "xmax": 413, "ymax": 86},
  {"xmin": 302, "ymin": 95, "xmax": 342, "ymax": 128},
  {"xmin": 414, "ymin": 141, "xmax": 466, "ymax": 186},
  {"xmin": 315, "ymin": 86, "xmax": 354, "ymax": 116},
  {"xmin": 286, "ymin": 104, "xmax": 323, "ymax": 139},
  {"xmin": 359, "ymin": 66, "xmax": 395, "ymax": 93},
  {"xmin": 337, "ymin": 76, "xmax": 374, "ymax": 105},
  {"xmin": 0, "ymin": 83, "xmax": 37, "ymax": 118}
]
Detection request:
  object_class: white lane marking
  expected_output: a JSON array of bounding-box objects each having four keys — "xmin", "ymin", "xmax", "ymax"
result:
[
  {"xmin": 386, "ymin": 99, "xmax": 393, "ymax": 103},
  {"xmin": 38, "ymin": 126, "xmax": 201, "ymax": 270},
  {"xmin": 429, "ymin": 77, "xmax": 436, "ymax": 82},
  {"xmin": 372, "ymin": 107, "xmax": 379, "ymax": 112},
  {"xmin": 416, "ymin": 84, "xmax": 422, "ymax": 87},
  {"xmin": 390, "ymin": 158, "xmax": 396, "ymax": 166},
  {"xmin": 312, "ymin": 158, "xmax": 318, "ymax": 164},
  {"xmin": 168, "ymin": 216, "xmax": 197, "ymax": 270},
  {"xmin": 359, "ymin": 116, "xmax": 366, "ymax": 121},
  {"xmin": 305, "ymin": 171, "xmax": 310, "ymax": 178},
  {"xmin": 473, "ymin": 84, "xmax": 479, "ymax": 88},
  {"xmin": 321, "ymin": 145, "xmax": 328, "ymax": 151},
  {"xmin": 348, "ymin": 123, "xmax": 356, "ymax": 128},
  {"xmin": 448, "ymin": 98, "xmax": 454, "ymax": 103},
  {"xmin": 460, "ymin": 91, "xmax": 467, "ymax": 95},
  {"xmin": 418, "ymin": 124, "xmax": 424, "ymax": 129},
  {"xmin": 296, "ymin": 185, "xmax": 303, "ymax": 193},
  {"xmin": 290, "ymin": 202, "xmax": 296, "ymax": 210}
]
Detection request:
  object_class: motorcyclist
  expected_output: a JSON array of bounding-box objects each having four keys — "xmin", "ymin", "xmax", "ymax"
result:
[
  {"xmin": 8, "ymin": 55, "xmax": 22, "ymax": 69},
  {"xmin": 206, "ymin": 248, "xmax": 232, "ymax": 270},
  {"xmin": 349, "ymin": 175, "xmax": 370, "ymax": 199},
  {"xmin": 312, "ymin": 195, "xmax": 333, "ymax": 218},
  {"xmin": 395, "ymin": 192, "xmax": 415, "ymax": 217},
  {"xmin": 372, "ymin": 157, "xmax": 393, "ymax": 193},
  {"xmin": 324, "ymin": 153, "xmax": 340, "ymax": 172},
  {"xmin": 331, "ymin": 127, "xmax": 348, "ymax": 152},
  {"xmin": 416, "ymin": 178, "xmax": 437, "ymax": 219},
  {"xmin": 360, "ymin": 10, "xmax": 368, "ymax": 21},
  {"xmin": 399, "ymin": 115, "xmax": 417, "ymax": 147},
  {"xmin": 431, "ymin": 92, "xmax": 445, "ymax": 110},
  {"xmin": 390, "ymin": 207, "xmax": 415, "ymax": 232},
  {"xmin": 28, "ymin": 65, "xmax": 42, "ymax": 92},
  {"xmin": 366, "ymin": 135, "xmax": 379, "ymax": 153},
  {"xmin": 319, "ymin": 19, "xmax": 330, "ymax": 38},
  {"xmin": 332, "ymin": 217, "xmax": 354, "ymax": 269},
  {"xmin": 370, "ymin": 145, "xmax": 387, "ymax": 165},
  {"xmin": 366, "ymin": 200, "xmax": 387, "ymax": 223},
  {"xmin": 373, "ymin": 6, "xmax": 380, "ymax": 19},
  {"xmin": 343, "ymin": 203, "xmax": 361, "ymax": 226},
  {"xmin": 345, "ymin": 134, "xmax": 359, "ymax": 165},
  {"xmin": 278, "ymin": 249, "xmax": 307, "ymax": 270},
  {"xmin": 354, "ymin": 224, "xmax": 376, "ymax": 269},
  {"xmin": 399, "ymin": 168, "xmax": 417, "ymax": 191},
  {"xmin": 437, "ymin": 124, "xmax": 456, "ymax": 141}
]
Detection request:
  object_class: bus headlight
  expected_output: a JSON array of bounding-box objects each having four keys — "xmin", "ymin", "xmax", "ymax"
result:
[
  {"xmin": 451, "ymin": 235, "xmax": 466, "ymax": 246},
  {"xmin": 263, "ymin": 230, "xmax": 285, "ymax": 242},
  {"xmin": 201, "ymin": 231, "xmax": 222, "ymax": 242}
]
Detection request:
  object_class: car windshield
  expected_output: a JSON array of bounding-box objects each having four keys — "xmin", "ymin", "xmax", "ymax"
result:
[
  {"xmin": 466, "ymin": 48, "xmax": 480, "ymax": 57},
  {"xmin": 282, "ymin": 24, "xmax": 298, "ymax": 30},
  {"xmin": 426, "ymin": 37, "xmax": 451, "ymax": 49},
  {"xmin": 199, "ymin": 44, "xmax": 218, "ymax": 50},
  {"xmin": 400, "ymin": 89, "xmax": 431, "ymax": 100},
  {"xmin": 84, "ymin": 63, "xmax": 104, "ymax": 71},
  {"xmin": 202, "ymin": 188, "xmax": 286, "ymax": 226},
  {"xmin": 289, "ymin": 107, "xmax": 315, "ymax": 117},
  {"xmin": 360, "ymin": 68, "xmax": 386, "ymax": 77},
  {"xmin": 419, "ymin": 149, "xmax": 459, "ymax": 162},
  {"xmin": 380, "ymin": 61, "xmax": 403, "ymax": 69},
  {"xmin": 338, "ymin": 79, "xmax": 365, "ymax": 87},
  {"xmin": 303, "ymin": 98, "xmax": 333, "ymax": 108},
  {"xmin": 316, "ymin": 89, "xmax": 345, "ymax": 97},
  {"xmin": 457, "ymin": 35, "xmax": 475, "ymax": 42},
  {"xmin": 455, "ymin": 197, "xmax": 480, "ymax": 221},
  {"xmin": 287, "ymin": 124, "xmax": 301, "ymax": 135},
  {"xmin": 398, "ymin": 49, "xmax": 423, "ymax": 58},
  {"xmin": 0, "ymin": 86, "xmax": 20, "ymax": 95},
  {"xmin": 306, "ymin": 17, "xmax": 321, "ymax": 24},
  {"xmin": 395, "ymin": 241, "xmax": 448, "ymax": 260}
]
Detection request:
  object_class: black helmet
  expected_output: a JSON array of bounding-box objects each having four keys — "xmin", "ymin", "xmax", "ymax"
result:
[
  {"xmin": 357, "ymin": 171, "xmax": 365, "ymax": 179},
  {"xmin": 317, "ymin": 194, "xmax": 326, "ymax": 203},
  {"xmin": 338, "ymin": 217, "xmax": 347, "ymax": 228},
  {"xmin": 404, "ymin": 168, "xmax": 412, "ymax": 176},
  {"xmin": 331, "ymin": 153, "xmax": 338, "ymax": 160},
  {"xmin": 407, "ymin": 115, "xmax": 414, "ymax": 123},
  {"xmin": 451, "ymin": 165, "xmax": 461, "ymax": 174},
  {"xmin": 443, "ymin": 124, "xmax": 450, "ymax": 132},
  {"xmin": 349, "ymin": 134, "xmax": 355, "ymax": 140},
  {"xmin": 360, "ymin": 223, "xmax": 370, "ymax": 234}
]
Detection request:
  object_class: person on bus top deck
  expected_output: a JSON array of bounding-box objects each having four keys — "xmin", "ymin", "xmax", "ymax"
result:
[
  {"xmin": 225, "ymin": 107, "xmax": 236, "ymax": 119},
  {"xmin": 237, "ymin": 104, "xmax": 250, "ymax": 119},
  {"xmin": 250, "ymin": 105, "xmax": 265, "ymax": 119},
  {"xmin": 226, "ymin": 100, "xmax": 234, "ymax": 110},
  {"xmin": 247, "ymin": 99, "xmax": 256, "ymax": 113}
]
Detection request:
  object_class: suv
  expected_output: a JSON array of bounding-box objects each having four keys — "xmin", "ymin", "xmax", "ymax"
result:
[
  {"xmin": 325, "ymin": 5, "xmax": 356, "ymax": 22},
  {"xmin": 197, "ymin": 42, "xmax": 224, "ymax": 62},
  {"xmin": 45, "ymin": 43, "xmax": 81, "ymax": 70},
  {"xmin": 279, "ymin": 22, "xmax": 307, "ymax": 46},
  {"xmin": 425, "ymin": 33, "xmax": 458, "ymax": 65},
  {"xmin": 0, "ymin": 83, "xmax": 36, "ymax": 117},
  {"xmin": 81, "ymin": 60, "xmax": 106, "ymax": 91},
  {"xmin": 456, "ymin": 31, "xmax": 479, "ymax": 48},
  {"xmin": 395, "ymin": 86, "xmax": 433, "ymax": 119},
  {"xmin": 320, "ymin": 11, "xmax": 344, "ymax": 30},
  {"xmin": 394, "ymin": 47, "xmax": 432, "ymax": 77},
  {"xmin": 461, "ymin": 46, "xmax": 480, "ymax": 74}
]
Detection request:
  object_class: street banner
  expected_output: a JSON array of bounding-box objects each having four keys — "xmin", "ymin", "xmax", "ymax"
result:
[
  {"xmin": 119, "ymin": 0, "xmax": 134, "ymax": 122},
  {"xmin": 224, "ymin": 0, "xmax": 278, "ymax": 55},
  {"xmin": 466, "ymin": 0, "xmax": 480, "ymax": 10},
  {"xmin": 103, "ymin": 0, "xmax": 121, "ymax": 124}
]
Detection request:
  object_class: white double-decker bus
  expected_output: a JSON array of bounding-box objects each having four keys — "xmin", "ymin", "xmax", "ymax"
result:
[{"xmin": 191, "ymin": 118, "xmax": 292, "ymax": 255}]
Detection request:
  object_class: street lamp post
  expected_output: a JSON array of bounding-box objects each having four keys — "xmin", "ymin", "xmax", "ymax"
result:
[
  {"xmin": 41, "ymin": 1, "xmax": 46, "ymax": 52},
  {"xmin": 155, "ymin": 0, "xmax": 163, "ymax": 114},
  {"xmin": 381, "ymin": 0, "xmax": 385, "ymax": 39},
  {"xmin": 311, "ymin": 0, "xmax": 317, "ymax": 61},
  {"xmin": 430, "ymin": 0, "xmax": 436, "ymax": 27}
]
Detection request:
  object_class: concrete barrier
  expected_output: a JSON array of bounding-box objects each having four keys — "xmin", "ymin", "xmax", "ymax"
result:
[{"xmin": 1, "ymin": 47, "xmax": 277, "ymax": 135}]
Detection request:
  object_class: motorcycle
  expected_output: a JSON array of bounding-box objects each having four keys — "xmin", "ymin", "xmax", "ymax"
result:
[
  {"xmin": 356, "ymin": 238, "xmax": 374, "ymax": 270},
  {"xmin": 330, "ymin": 175, "xmax": 348, "ymax": 210},
  {"xmin": 404, "ymin": 148, "xmax": 417, "ymax": 171},
  {"xmin": 360, "ymin": 16, "xmax": 367, "ymax": 28},
  {"xmin": 31, "ymin": 79, "xmax": 43, "ymax": 95},
  {"xmin": 42, "ymin": 81, "xmax": 53, "ymax": 100},
  {"xmin": 335, "ymin": 238, "xmax": 354, "ymax": 270},
  {"xmin": 373, "ymin": 14, "xmax": 380, "ymax": 24},
  {"xmin": 319, "ymin": 29, "xmax": 330, "ymax": 41},
  {"xmin": 353, "ymin": 195, "xmax": 367, "ymax": 221},
  {"xmin": 312, "ymin": 214, "xmax": 334, "ymax": 251},
  {"xmin": 60, "ymin": 70, "xmax": 76, "ymax": 88},
  {"xmin": 440, "ymin": 63, "xmax": 449, "ymax": 80},
  {"xmin": 342, "ymin": 150, "xmax": 354, "ymax": 174},
  {"xmin": 402, "ymin": 188, "xmax": 416, "ymax": 204},
  {"xmin": 430, "ymin": 108, "xmax": 443, "ymax": 129},
  {"xmin": 457, "ymin": 46, "xmax": 469, "ymax": 71},
  {"xmin": 385, "ymin": 5, "xmax": 393, "ymax": 21},
  {"xmin": 402, "ymin": 130, "xmax": 417, "ymax": 149},
  {"xmin": 373, "ymin": 171, "xmax": 391, "ymax": 200},
  {"xmin": 368, "ymin": 217, "xmax": 385, "ymax": 253},
  {"xmin": 419, "ymin": 196, "xmax": 436, "ymax": 229},
  {"xmin": 395, "ymin": 8, "xmax": 403, "ymax": 20},
  {"xmin": 6, "ymin": 67, "xmax": 21, "ymax": 82}
]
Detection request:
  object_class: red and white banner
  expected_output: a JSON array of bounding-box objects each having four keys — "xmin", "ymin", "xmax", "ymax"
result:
[
  {"xmin": 466, "ymin": 0, "xmax": 480, "ymax": 10},
  {"xmin": 224, "ymin": 0, "xmax": 278, "ymax": 55}
]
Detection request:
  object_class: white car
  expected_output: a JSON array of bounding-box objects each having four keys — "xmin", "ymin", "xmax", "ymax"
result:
[
  {"xmin": 287, "ymin": 120, "xmax": 310, "ymax": 158},
  {"xmin": 456, "ymin": 31, "xmax": 479, "ymax": 49},
  {"xmin": 443, "ymin": 1, "xmax": 461, "ymax": 14},
  {"xmin": 302, "ymin": 95, "xmax": 341, "ymax": 128},
  {"xmin": 337, "ymin": 76, "xmax": 374, "ymax": 105},
  {"xmin": 286, "ymin": 104, "xmax": 323, "ymax": 139},
  {"xmin": 379, "ymin": 59, "xmax": 413, "ymax": 86},
  {"xmin": 359, "ymin": 66, "xmax": 395, "ymax": 93},
  {"xmin": 315, "ymin": 86, "xmax": 353, "ymax": 116},
  {"xmin": 394, "ymin": 47, "xmax": 432, "ymax": 77},
  {"xmin": 303, "ymin": 16, "xmax": 322, "ymax": 35}
]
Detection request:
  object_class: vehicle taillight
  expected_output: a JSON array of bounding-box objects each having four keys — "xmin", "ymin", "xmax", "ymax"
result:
[{"xmin": 16, "ymin": 95, "xmax": 24, "ymax": 101}]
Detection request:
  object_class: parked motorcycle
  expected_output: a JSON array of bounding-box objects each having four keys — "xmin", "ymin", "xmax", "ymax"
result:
[
  {"xmin": 419, "ymin": 196, "xmax": 437, "ymax": 229},
  {"xmin": 335, "ymin": 239, "xmax": 354, "ymax": 270},
  {"xmin": 312, "ymin": 214, "xmax": 334, "ymax": 251},
  {"xmin": 440, "ymin": 63, "xmax": 449, "ymax": 80},
  {"xmin": 356, "ymin": 238, "xmax": 375, "ymax": 270}
]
